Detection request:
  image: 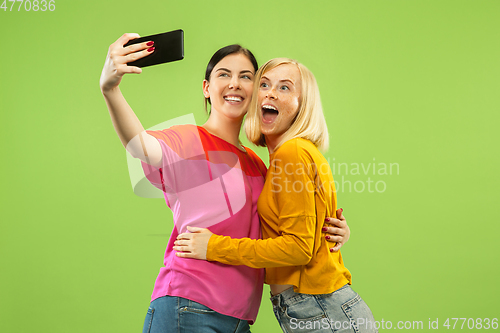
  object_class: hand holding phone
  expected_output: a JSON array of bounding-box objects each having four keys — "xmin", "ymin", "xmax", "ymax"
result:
[
  {"xmin": 124, "ymin": 29, "xmax": 184, "ymax": 68},
  {"xmin": 100, "ymin": 33, "xmax": 144, "ymax": 92},
  {"xmin": 100, "ymin": 30, "xmax": 183, "ymax": 92}
]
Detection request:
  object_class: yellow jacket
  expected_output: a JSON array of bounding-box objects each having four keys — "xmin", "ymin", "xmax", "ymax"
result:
[{"xmin": 207, "ymin": 138, "xmax": 352, "ymax": 294}]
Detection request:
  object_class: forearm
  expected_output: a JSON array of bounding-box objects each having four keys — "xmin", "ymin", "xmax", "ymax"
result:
[
  {"xmin": 102, "ymin": 86, "xmax": 144, "ymax": 145},
  {"xmin": 207, "ymin": 229, "xmax": 314, "ymax": 268},
  {"xmin": 102, "ymin": 87, "xmax": 161, "ymax": 165}
]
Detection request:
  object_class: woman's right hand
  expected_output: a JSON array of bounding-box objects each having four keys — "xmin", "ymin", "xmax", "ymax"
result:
[{"xmin": 99, "ymin": 33, "xmax": 154, "ymax": 93}]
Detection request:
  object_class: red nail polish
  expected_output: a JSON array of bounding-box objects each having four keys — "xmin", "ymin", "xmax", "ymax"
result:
[
  {"xmin": 330, "ymin": 248, "xmax": 334, "ymax": 252},
  {"xmin": 324, "ymin": 217, "xmax": 330, "ymax": 222},
  {"xmin": 146, "ymin": 41, "xmax": 154, "ymax": 46},
  {"xmin": 147, "ymin": 47, "xmax": 155, "ymax": 52},
  {"xmin": 325, "ymin": 235, "xmax": 330, "ymax": 240},
  {"xmin": 322, "ymin": 227, "xmax": 327, "ymax": 232},
  {"xmin": 340, "ymin": 208, "xmax": 343, "ymax": 213}
]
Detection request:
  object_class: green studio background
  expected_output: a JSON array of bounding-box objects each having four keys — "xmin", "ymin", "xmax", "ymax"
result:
[{"xmin": 1, "ymin": 0, "xmax": 499, "ymax": 332}]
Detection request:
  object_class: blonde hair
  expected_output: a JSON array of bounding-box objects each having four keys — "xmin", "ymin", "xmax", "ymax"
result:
[{"xmin": 244, "ymin": 58, "xmax": 329, "ymax": 151}]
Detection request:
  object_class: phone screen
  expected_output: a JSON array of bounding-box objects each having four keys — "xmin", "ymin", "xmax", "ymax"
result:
[{"xmin": 124, "ymin": 29, "xmax": 184, "ymax": 68}]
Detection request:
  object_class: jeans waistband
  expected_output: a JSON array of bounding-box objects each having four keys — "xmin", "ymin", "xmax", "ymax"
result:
[
  {"xmin": 270, "ymin": 286, "xmax": 296, "ymax": 307},
  {"xmin": 270, "ymin": 284, "xmax": 351, "ymax": 307}
]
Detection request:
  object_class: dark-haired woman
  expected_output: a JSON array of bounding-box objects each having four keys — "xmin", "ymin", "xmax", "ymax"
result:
[{"xmin": 100, "ymin": 34, "xmax": 349, "ymax": 333}]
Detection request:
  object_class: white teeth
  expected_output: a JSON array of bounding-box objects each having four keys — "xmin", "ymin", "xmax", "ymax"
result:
[
  {"xmin": 262, "ymin": 105, "xmax": 278, "ymax": 111},
  {"xmin": 224, "ymin": 96, "xmax": 243, "ymax": 102}
]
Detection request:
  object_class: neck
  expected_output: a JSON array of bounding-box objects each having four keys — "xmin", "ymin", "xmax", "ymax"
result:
[
  {"xmin": 202, "ymin": 110, "xmax": 244, "ymax": 148},
  {"xmin": 265, "ymin": 134, "xmax": 282, "ymax": 155}
]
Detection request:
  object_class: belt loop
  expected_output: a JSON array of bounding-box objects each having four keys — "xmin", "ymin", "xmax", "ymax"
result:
[{"xmin": 271, "ymin": 292, "xmax": 280, "ymax": 308}]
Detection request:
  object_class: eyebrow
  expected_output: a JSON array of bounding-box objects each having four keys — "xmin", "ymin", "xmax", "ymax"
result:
[
  {"xmin": 261, "ymin": 76, "xmax": 294, "ymax": 85},
  {"xmin": 216, "ymin": 68, "xmax": 255, "ymax": 75}
]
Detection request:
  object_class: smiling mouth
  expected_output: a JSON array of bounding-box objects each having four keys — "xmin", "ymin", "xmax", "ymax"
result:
[
  {"xmin": 224, "ymin": 95, "xmax": 243, "ymax": 103},
  {"xmin": 262, "ymin": 104, "xmax": 279, "ymax": 123}
]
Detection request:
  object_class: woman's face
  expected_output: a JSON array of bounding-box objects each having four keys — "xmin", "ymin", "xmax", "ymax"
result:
[
  {"xmin": 258, "ymin": 64, "xmax": 302, "ymax": 141},
  {"xmin": 203, "ymin": 53, "xmax": 255, "ymax": 121}
]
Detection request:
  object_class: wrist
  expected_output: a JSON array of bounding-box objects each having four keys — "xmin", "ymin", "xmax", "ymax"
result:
[
  {"xmin": 101, "ymin": 85, "xmax": 120, "ymax": 97},
  {"xmin": 206, "ymin": 234, "xmax": 218, "ymax": 261}
]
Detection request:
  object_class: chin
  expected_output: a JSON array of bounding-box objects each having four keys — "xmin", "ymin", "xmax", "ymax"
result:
[
  {"xmin": 215, "ymin": 108, "xmax": 246, "ymax": 120},
  {"xmin": 259, "ymin": 126, "xmax": 275, "ymax": 136},
  {"xmin": 226, "ymin": 112, "xmax": 246, "ymax": 121}
]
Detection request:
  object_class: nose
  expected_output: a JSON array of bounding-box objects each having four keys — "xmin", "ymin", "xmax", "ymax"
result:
[
  {"xmin": 266, "ymin": 87, "xmax": 277, "ymax": 100},
  {"xmin": 228, "ymin": 76, "xmax": 241, "ymax": 89}
]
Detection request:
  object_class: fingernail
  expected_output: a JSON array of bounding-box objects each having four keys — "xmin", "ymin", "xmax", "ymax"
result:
[
  {"xmin": 147, "ymin": 47, "xmax": 155, "ymax": 52},
  {"xmin": 146, "ymin": 41, "xmax": 154, "ymax": 46},
  {"xmin": 340, "ymin": 208, "xmax": 343, "ymax": 213},
  {"xmin": 325, "ymin": 235, "xmax": 330, "ymax": 240},
  {"xmin": 324, "ymin": 217, "xmax": 330, "ymax": 222},
  {"xmin": 322, "ymin": 227, "xmax": 327, "ymax": 232},
  {"xmin": 330, "ymin": 248, "xmax": 334, "ymax": 252}
]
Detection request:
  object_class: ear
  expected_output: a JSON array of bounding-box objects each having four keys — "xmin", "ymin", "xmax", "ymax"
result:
[{"xmin": 202, "ymin": 79, "xmax": 210, "ymax": 99}]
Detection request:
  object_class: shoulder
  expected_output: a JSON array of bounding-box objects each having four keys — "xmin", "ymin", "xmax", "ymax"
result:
[
  {"xmin": 275, "ymin": 138, "xmax": 318, "ymax": 162},
  {"xmin": 146, "ymin": 124, "xmax": 200, "ymax": 144},
  {"xmin": 146, "ymin": 124, "xmax": 197, "ymax": 137},
  {"xmin": 146, "ymin": 125, "xmax": 205, "ymax": 158},
  {"xmin": 244, "ymin": 146, "xmax": 264, "ymax": 163},
  {"xmin": 243, "ymin": 146, "xmax": 268, "ymax": 175}
]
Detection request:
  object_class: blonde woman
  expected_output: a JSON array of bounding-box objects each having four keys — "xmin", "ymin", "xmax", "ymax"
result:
[{"xmin": 175, "ymin": 58, "xmax": 377, "ymax": 332}]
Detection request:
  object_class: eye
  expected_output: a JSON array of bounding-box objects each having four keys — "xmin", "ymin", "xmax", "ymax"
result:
[
  {"xmin": 260, "ymin": 82, "xmax": 269, "ymax": 88},
  {"xmin": 219, "ymin": 73, "xmax": 229, "ymax": 77},
  {"xmin": 241, "ymin": 75, "xmax": 252, "ymax": 80},
  {"xmin": 280, "ymin": 85, "xmax": 289, "ymax": 91}
]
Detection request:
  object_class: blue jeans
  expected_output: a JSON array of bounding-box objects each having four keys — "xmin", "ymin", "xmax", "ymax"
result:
[
  {"xmin": 142, "ymin": 295, "xmax": 251, "ymax": 333},
  {"xmin": 271, "ymin": 285, "xmax": 378, "ymax": 333}
]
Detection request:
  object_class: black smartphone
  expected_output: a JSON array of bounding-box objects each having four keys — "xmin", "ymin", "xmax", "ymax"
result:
[{"xmin": 124, "ymin": 29, "xmax": 184, "ymax": 68}]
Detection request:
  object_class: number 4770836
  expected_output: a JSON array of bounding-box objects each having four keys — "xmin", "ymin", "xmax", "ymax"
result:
[{"xmin": 1, "ymin": 0, "xmax": 55, "ymax": 11}]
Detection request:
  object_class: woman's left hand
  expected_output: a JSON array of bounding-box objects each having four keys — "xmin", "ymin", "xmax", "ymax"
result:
[
  {"xmin": 174, "ymin": 226, "xmax": 213, "ymax": 260},
  {"xmin": 323, "ymin": 208, "xmax": 350, "ymax": 252}
]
